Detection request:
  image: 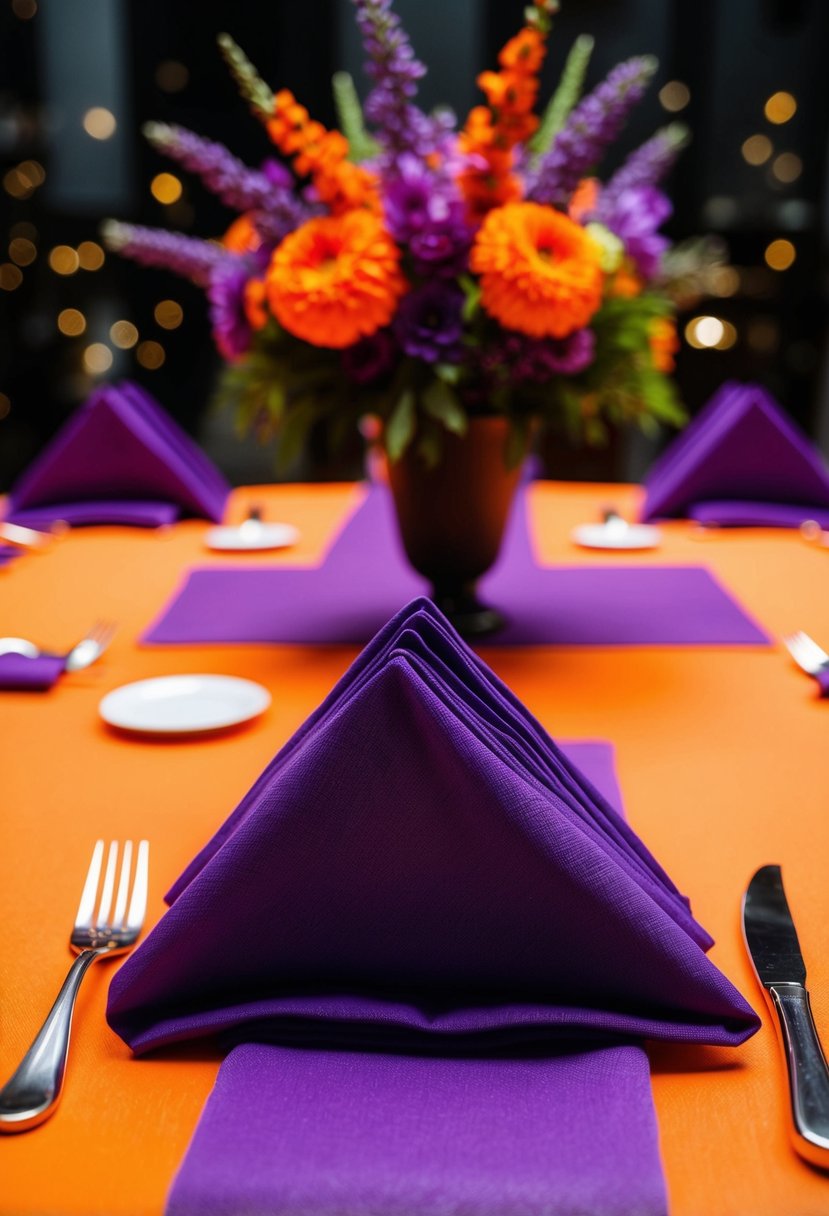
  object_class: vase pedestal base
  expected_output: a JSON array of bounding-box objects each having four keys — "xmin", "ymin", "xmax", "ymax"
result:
[{"xmin": 430, "ymin": 583, "xmax": 505, "ymax": 639}]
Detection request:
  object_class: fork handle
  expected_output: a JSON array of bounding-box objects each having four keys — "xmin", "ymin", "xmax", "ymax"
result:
[{"xmin": 0, "ymin": 949, "xmax": 102, "ymax": 1132}]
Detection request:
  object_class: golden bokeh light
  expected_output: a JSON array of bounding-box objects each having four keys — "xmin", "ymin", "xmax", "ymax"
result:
[
  {"xmin": 658, "ymin": 81, "xmax": 690, "ymax": 112},
  {"xmin": 4, "ymin": 169, "xmax": 32, "ymax": 199},
  {"xmin": 154, "ymin": 299, "xmax": 183, "ymax": 329},
  {"xmin": 150, "ymin": 173, "xmax": 183, "ymax": 205},
  {"xmin": 57, "ymin": 308, "xmax": 87, "ymax": 337},
  {"xmin": 18, "ymin": 160, "xmax": 45, "ymax": 188},
  {"xmin": 155, "ymin": 60, "xmax": 189, "ymax": 92},
  {"xmin": 9, "ymin": 238, "xmax": 36, "ymax": 266},
  {"xmin": 772, "ymin": 152, "xmax": 802, "ymax": 184},
  {"xmin": 684, "ymin": 315, "xmax": 735, "ymax": 350},
  {"xmin": 746, "ymin": 318, "xmax": 779, "ymax": 354},
  {"xmin": 10, "ymin": 221, "xmax": 37, "ymax": 242},
  {"xmin": 0, "ymin": 393, "xmax": 10, "ymax": 420},
  {"xmin": 764, "ymin": 239, "xmax": 796, "ymax": 271},
  {"xmin": 110, "ymin": 320, "xmax": 139, "ymax": 349},
  {"xmin": 77, "ymin": 240, "xmax": 105, "ymax": 271},
  {"xmin": 12, "ymin": 0, "xmax": 37, "ymax": 19},
  {"xmin": 83, "ymin": 344, "xmax": 113, "ymax": 374},
  {"xmin": 48, "ymin": 245, "xmax": 80, "ymax": 275},
  {"xmin": 83, "ymin": 107, "xmax": 117, "ymax": 140},
  {"xmin": 741, "ymin": 134, "xmax": 772, "ymax": 166},
  {"xmin": 136, "ymin": 340, "xmax": 165, "ymax": 369},
  {"xmin": 0, "ymin": 263, "xmax": 23, "ymax": 291},
  {"xmin": 764, "ymin": 92, "xmax": 796, "ymax": 124}
]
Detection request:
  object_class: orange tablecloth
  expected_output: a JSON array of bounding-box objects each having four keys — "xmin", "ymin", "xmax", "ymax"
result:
[{"xmin": 2, "ymin": 481, "xmax": 829, "ymax": 1216}]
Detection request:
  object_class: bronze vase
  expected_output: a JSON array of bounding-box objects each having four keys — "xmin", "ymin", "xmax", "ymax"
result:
[{"xmin": 385, "ymin": 417, "xmax": 524, "ymax": 638}]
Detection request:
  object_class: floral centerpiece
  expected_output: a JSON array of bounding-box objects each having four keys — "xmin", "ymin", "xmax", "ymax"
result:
[{"xmin": 104, "ymin": 0, "xmax": 690, "ymax": 471}]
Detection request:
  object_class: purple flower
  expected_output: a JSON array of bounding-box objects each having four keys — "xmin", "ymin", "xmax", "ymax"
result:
[
  {"xmin": 601, "ymin": 186, "xmax": 672, "ymax": 280},
  {"xmin": 528, "ymin": 56, "xmax": 657, "ymax": 208},
  {"xmin": 394, "ymin": 282, "xmax": 464, "ymax": 363},
  {"xmin": 601, "ymin": 124, "xmax": 688, "ymax": 207},
  {"xmin": 482, "ymin": 329, "xmax": 596, "ymax": 383},
  {"xmin": 352, "ymin": 0, "xmax": 447, "ymax": 161},
  {"xmin": 381, "ymin": 153, "xmax": 471, "ymax": 276},
  {"xmin": 341, "ymin": 329, "xmax": 397, "ymax": 384},
  {"xmin": 207, "ymin": 259, "xmax": 254, "ymax": 361},
  {"xmin": 101, "ymin": 220, "xmax": 227, "ymax": 286},
  {"xmin": 409, "ymin": 223, "xmax": 471, "ymax": 278}
]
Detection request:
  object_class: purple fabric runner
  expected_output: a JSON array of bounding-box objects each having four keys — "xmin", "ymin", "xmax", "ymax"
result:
[
  {"xmin": 6, "ymin": 381, "xmax": 230, "ymax": 528},
  {"xmin": 144, "ymin": 484, "xmax": 769, "ymax": 647},
  {"xmin": 641, "ymin": 381, "xmax": 829, "ymax": 527},
  {"xmin": 110, "ymin": 600, "xmax": 758, "ymax": 1215}
]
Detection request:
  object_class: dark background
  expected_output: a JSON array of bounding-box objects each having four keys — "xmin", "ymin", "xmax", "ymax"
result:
[{"xmin": 1, "ymin": 0, "xmax": 827, "ymax": 487}]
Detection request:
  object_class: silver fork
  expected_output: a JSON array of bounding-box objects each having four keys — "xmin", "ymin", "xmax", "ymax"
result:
[
  {"xmin": 0, "ymin": 839, "xmax": 149, "ymax": 1133},
  {"xmin": 0, "ymin": 620, "xmax": 116, "ymax": 670},
  {"xmin": 783, "ymin": 631, "xmax": 829, "ymax": 679}
]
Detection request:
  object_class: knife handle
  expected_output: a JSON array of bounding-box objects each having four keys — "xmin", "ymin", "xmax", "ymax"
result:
[{"xmin": 768, "ymin": 983, "xmax": 829, "ymax": 1167}]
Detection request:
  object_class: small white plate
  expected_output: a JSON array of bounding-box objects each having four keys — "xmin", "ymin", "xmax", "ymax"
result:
[
  {"xmin": 99, "ymin": 675, "xmax": 271, "ymax": 735},
  {"xmin": 205, "ymin": 522, "xmax": 299, "ymax": 552},
  {"xmin": 571, "ymin": 522, "xmax": 661, "ymax": 551}
]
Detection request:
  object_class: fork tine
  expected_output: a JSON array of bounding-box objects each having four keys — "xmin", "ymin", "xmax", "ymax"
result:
[
  {"xmin": 95, "ymin": 842, "xmax": 119, "ymax": 928},
  {"xmin": 74, "ymin": 840, "xmax": 104, "ymax": 931},
  {"xmin": 113, "ymin": 841, "xmax": 133, "ymax": 927},
  {"xmin": 126, "ymin": 840, "xmax": 150, "ymax": 931}
]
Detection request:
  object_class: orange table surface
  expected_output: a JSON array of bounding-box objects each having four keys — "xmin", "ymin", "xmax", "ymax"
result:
[{"xmin": 2, "ymin": 480, "xmax": 829, "ymax": 1216}]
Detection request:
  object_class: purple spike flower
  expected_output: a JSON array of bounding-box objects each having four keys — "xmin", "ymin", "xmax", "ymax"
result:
[
  {"xmin": 101, "ymin": 221, "xmax": 228, "ymax": 287},
  {"xmin": 143, "ymin": 123, "xmax": 306, "ymax": 244},
  {"xmin": 207, "ymin": 258, "xmax": 256, "ymax": 361},
  {"xmin": 600, "ymin": 124, "xmax": 688, "ymax": 209},
  {"xmin": 352, "ymin": 0, "xmax": 444, "ymax": 161},
  {"xmin": 528, "ymin": 56, "xmax": 657, "ymax": 208},
  {"xmin": 600, "ymin": 185, "xmax": 672, "ymax": 280}
]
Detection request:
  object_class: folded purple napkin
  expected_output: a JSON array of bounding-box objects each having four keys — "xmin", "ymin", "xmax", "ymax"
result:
[
  {"xmin": 0, "ymin": 653, "xmax": 64, "ymax": 690},
  {"xmin": 5, "ymin": 381, "xmax": 230, "ymax": 529},
  {"xmin": 108, "ymin": 599, "xmax": 758, "ymax": 1216},
  {"xmin": 641, "ymin": 381, "xmax": 829, "ymax": 527},
  {"xmin": 815, "ymin": 669, "xmax": 829, "ymax": 697}
]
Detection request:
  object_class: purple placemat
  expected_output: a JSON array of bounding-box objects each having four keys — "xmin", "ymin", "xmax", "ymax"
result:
[{"xmin": 144, "ymin": 486, "xmax": 770, "ymax": 647}]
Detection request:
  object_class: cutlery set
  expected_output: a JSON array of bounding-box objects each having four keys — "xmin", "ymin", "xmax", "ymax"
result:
[{"xmin": 0, "ymin": 620, "xmax": 117, "ymax": 672}]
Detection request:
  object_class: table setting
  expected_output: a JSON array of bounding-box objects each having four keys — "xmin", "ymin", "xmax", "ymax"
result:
[{"xmin": 2, "ymin": 1, "xmax": 829, "ymax": 1214}]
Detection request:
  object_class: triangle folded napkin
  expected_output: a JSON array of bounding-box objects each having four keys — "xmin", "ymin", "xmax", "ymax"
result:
[
  {"xmin": 5, "ymin": 381, "xmax": 230, "ymax": 529},
  {"xmin": 0, "ymin": 653, "xmax": 64, "ymax": 691},
  {"xmin": 107, "ymin": 599, "xmax": 758, "ymax": 1216},
  {"xmin": 641, "ymin": 381, "xmax": 829, "ymax": 528}
]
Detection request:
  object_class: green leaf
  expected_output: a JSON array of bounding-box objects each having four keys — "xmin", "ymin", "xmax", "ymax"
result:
[
  {"xmin": 385, "ymin": 387, "xmax": 416, "ymax": 461},
  {"xmin": 529, "ymin": 34, "xmax": 594, "ymax": 156},
  {"xmin": 434, "ymin": 362, "xmax": 461, "ymax": 385},
  {"xmin": 217, "ymin": 34, "xmax": 274, "ymax": 119},
  {"xmin": 331, "ymin": 71, "xmax": 381, "ymax": 162},
  {"xmin": 421, "ymin": 379, "xmax": 468, "ymax": 436},
  {"xmin": 276, "ymin": 399, "xmax": 318, "ymax": 472}
]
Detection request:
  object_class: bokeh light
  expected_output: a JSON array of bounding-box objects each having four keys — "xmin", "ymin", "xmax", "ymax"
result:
[
  {"xmin": 150, "ymin": 173, "xmax": 183, "ymax": 205},
  {"xmin": 9, "ymin": 238, "xmax": 36, "ymax": 266},
  {"xmin": 57, "ymin": 309, "xmax": 87, "ymax": 337},
  {"xmin": 764, "ymin": 239, "xmax": 796, "ymax": 271},
  {"xmin": 155, "ymin": 60, "xmax": 189, "ymax": 92},
  {"xmin": 110, "ymin": 320, "xmax": 139, "ymax": 349},
  {"xmin": 0, "ymin": 264, "xmax": 24, "ymax": 291},
  {"xmin": 83, "ymin": 344, "xmax": 113, "ymax": 374},
  {"xmin": 154, "ymin": 299, "xmax": 183, "ymax": 329},
  {"xmin": 772, "ymin": 153, "xmax": 802, "ymax": 184},
  {"xmin": 764, "ymin": 92, "xmax": 797, "ymax": 124},
  {"xmin": 48, "ymin": 245, "xmax": 80, "ymax": 275},
  {"xmin": 0, "ymin": 393, "xmax": 10, "ymax": 419},
  {"xmin": 658, "ymin": 81, "xmax": 690, "ymax": 112},
  {"xmin": 136, "ymin": 340, "xmax": 165, "ymax": 369},
  {"xmin": 12, "ymin": 0, "xmax": 37, "ymax": 19},
  {"xmin": 741, "ymin": 134, "xmax": 772, "ymax": 165},
  {"xmin": 684, "ymin": 316, "xmax": 737, "ymax": 350},
  {"xmin": 83, "ymin": 107, "xmax": 117, "ymax": 140},
  {"xmin": 77, "ymin": 240, "xmax": 105, "ymax": 271}
]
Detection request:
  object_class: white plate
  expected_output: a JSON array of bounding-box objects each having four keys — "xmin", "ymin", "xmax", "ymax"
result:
[
  {"xmin": 571, "ymin": 522, "xmax": 661, "ymax": 551},
  {"xmin": 99, "ymin": 675, "xmax": 271, "ymax": 735},
  {"xmin": 205, "ymin": 522, "xmax": 299, "ymax": 552}
]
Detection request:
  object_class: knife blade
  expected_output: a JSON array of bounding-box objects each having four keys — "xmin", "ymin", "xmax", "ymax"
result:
[{"xmin": 743, "ymin": 864, "xmax": 829, "ymax": 1166}]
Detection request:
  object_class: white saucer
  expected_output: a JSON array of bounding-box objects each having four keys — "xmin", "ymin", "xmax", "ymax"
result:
[
  {"xmin": 205, "ymin": 522, "xmax": 299, "ymax": 552},
  {"xmin": 571, "ymin": 522, "xmax": 661, "ymax": 551},
  {"xmin": 99, "ymin": 675, "xmax": 271, "ymax": 735}
]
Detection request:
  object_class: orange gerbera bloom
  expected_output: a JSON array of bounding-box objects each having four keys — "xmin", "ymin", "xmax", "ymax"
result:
[
  {"xmin": 243, "ymin": 278, "xmax": 269, "ymax": 331},
  {"xmin": 266, "ymin": 211, "xmax": 407, "ymax": 349},
  {"xmin": 649, "ymin": 317, "xmax": 680, "ymax": 372},
  {"xmin": 266, "ymin": 89, "xmax": 380, "ymax": 216},
  {"xmin": 471, "ymin": 202, "xmax": 604, "ymax": 339}
]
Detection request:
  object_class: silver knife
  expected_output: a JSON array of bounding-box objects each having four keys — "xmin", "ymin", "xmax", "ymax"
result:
[{"xmin": 742, "ymin": 864, "xmax": 829, "ymax": 1166}]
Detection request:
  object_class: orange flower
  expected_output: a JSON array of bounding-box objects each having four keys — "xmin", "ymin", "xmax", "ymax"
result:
[
  {"xmin": 223, "ymin": 214, "xmax": 262, "ymax": 256},
  {"xmin": 266, "ymin": 89, "xmax": 380, "ymax": 215},
  {"xmin": 265, "ymin": 211, "xmax": 407, "ymax": 349},
  {"xmin": 568, "ymin": 178, "xmax": 599, "ymax": 225},
  {"xmin": 458, "ymin": 15, "xmax": 550, "ymax": 222},
  {"xmin": 609, "ymin": 268, "xmax": 642, "ymax": 298},
  {"xmin": 244, "ymin": 278, "xmax": 269, "ymax": 331},
  {"xmin": 471, "ymin": 202, "xmax": 604, "ymax": 339},
  {"xmin": 649, "ymin": 317, "xmax": 679, "ymax": 372}
]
